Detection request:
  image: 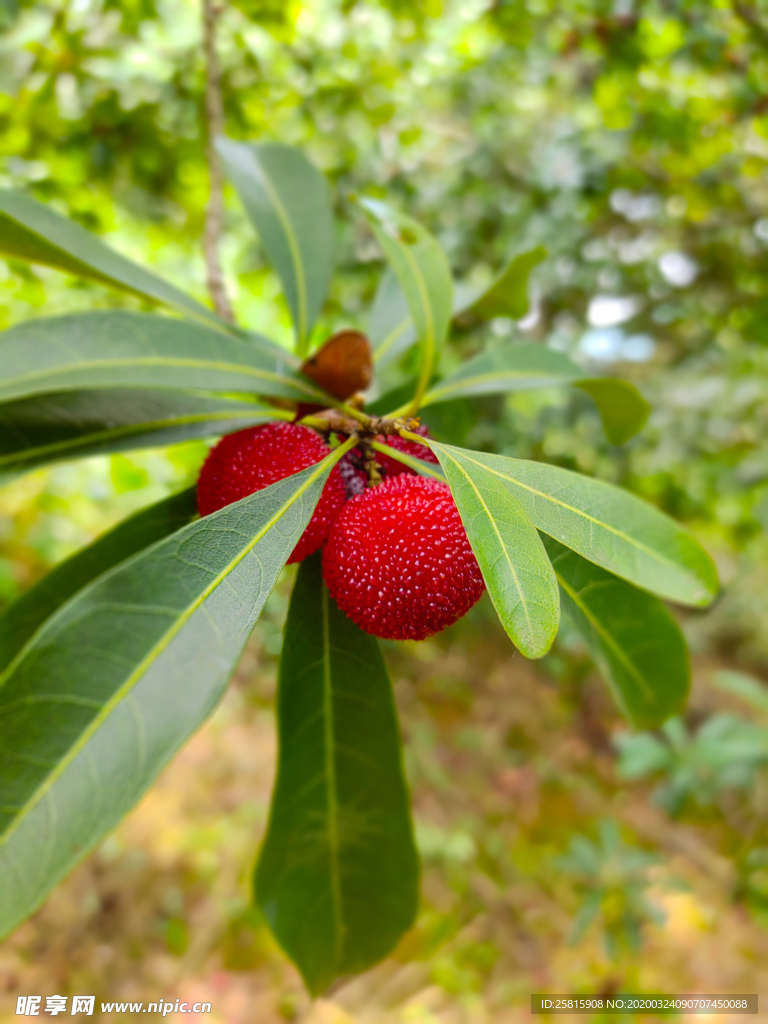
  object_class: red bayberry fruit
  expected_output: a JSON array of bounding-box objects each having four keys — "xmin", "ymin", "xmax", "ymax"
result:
[
  {"xmin": 374, "ymin": 425, "xmax": 440, "ymax": 478},
  {"xmin": 322, "ymin": 474, "xmax": 485, "ymax": 641},
  {"xmin": 197, "ymin": 421, "xmax": 345, "ymax": 564},
  {"xmin": 338, "ymin": 450, "xmax": 368, "ymax": 498}
]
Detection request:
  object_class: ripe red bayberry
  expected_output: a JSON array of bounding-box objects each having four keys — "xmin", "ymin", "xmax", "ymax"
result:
[
  {"xmin": 197, "ymin": 421, "xmax": 345, "ymax": 564},
  {"xmin": 374, "ymin": 425, "xmax": 440, "ymax": 478},
  {"xmin": 322, "ymin": 474, "xmax": 485, "ymax": 641}
]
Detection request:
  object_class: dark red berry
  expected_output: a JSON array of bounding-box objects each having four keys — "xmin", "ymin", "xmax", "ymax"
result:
[
  {"xmin": 338, "ymin": 450, "xmax": 368, "ymax": 498},
  {"xmin": 322, "ymin": 474, "xmax": 485, "ymax": 641},
  {"xmin": 374, "ymin": 425, "xmax": 440, "ymax": 477},
  {"xmin": 197, "ymin": 421, "xmax": 345, "ymax": 564}
]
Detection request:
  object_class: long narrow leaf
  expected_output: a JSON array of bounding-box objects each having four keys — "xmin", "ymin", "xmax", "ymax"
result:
[
  {"xmin": 0, "ymin": 191, "xmax": 223, "ymax": 328},
  {"xmin": 418, "ymin": 442, "xmax": 718, "ymax": 607},
  {"xmin": 0, "ymin": 311, "xmax": 327, "ymax": 405},
  {"xmin": 257, "ymin": 554, "xmax": 419, "ymax": 995},
  {"xmin": 423, "ymin": 345, "xmax": 584, "ymax": 404},
  {"xmin": 360, "ymin": 199, "xmax": 452, "ymax": 409},
  {"xmin": 543, "ymin": 537, "xmax": 690, "ymax": 728},
  {"xmin": 0, "ymin": 390, "xmax": 274, "ymax": 477},
  {"xmin": 423, "ymin": 345, "xmax": 650, "ymax": 445},
  {"xmin": 0, "ymin": 451, "xmax": 348, "ymax": 937},
  {"xmin": 370, "ymin": 248, "xmax": 544, "ymax": 368},
  {"xmin": 429, "ymin": 441, "xmax": 559, "ymax": 658},
  {"xmin": 217, "ymin": 140, "xmax": 334, "ymax": 354},
  {"xmin": 368, "ymin": 268, "xmax": 416, "ymax": 367},
  {"xmin": 0, "ymin": 488, "xmax": 198, "ymax": 672}
]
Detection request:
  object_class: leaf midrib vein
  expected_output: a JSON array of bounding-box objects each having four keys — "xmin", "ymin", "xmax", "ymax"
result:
[
  {"xmin": 0, "ymin": 408, "xmax": 269, "ymax": 469},
  {"xmin": 321, "ymin": 584, "xmax": 344, "ymax": 964},
  {"xmin": 2, "ymin": 357, "xmax": 321, "ymax": 400},
  {"xmin": 440, "ymin": 448, "xmax": 534, "ymax": 640},
  {"xmin": 556, "ymin": 572, "xmax": 654, "ymax": 703}
]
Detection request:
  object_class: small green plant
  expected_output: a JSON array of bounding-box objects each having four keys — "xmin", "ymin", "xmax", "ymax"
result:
[
  {"xmin": 0, "ymin": 141, "xmax": 717, "ymax": 993},
  {"xmin": 556, "ymin": 820, "xmax": 671, "ymax": 960},
  {"xmin": 615, "ymin": 672, "xmax": 768, "ymax": 816}
]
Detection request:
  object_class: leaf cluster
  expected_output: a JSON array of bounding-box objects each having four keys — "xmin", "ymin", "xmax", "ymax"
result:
[{"xmin": 0, "ymin": 138, "xmax": 717, "ymax": 992}]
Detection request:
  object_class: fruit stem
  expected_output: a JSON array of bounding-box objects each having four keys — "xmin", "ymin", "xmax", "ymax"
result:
[
  {"xmin": 397, "ymin": 428, "xmax": 432, "ymax": 448},
  {"xmin": 336, "ymin": 402, "xmax": 373, "ymax": 428}
]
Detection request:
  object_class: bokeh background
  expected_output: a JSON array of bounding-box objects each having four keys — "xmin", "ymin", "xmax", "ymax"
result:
[{"xmin": 2, "ymin": 0, "xmax": 768, "ymax": 1019}]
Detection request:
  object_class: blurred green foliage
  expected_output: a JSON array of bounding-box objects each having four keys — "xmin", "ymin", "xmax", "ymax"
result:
[{"xmin": 3, "ymin": 0, "xmax": 768, "ymax": 1007}]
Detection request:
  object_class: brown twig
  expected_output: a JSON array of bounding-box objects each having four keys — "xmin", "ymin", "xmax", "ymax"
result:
[{"xmin": 202, "ymin": 0, "xmax": 234, "ymax": 322}]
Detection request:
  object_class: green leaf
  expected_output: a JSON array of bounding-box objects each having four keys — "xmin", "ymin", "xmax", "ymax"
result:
[
  {"xmin": 0, "ymin": 191, "xmax": 224, "ymax": 329},
  {"xmin": 0, "ymin": 488, "xmax": 198, "ymax": 673},
  {"xmin": 217, "ymin": 140, "xmax": 335, "ymax": 355},
  {"xmin": 0, "ymin": 390, "xmax": 275, "ymax": 478},
  {"xmin": 423, "ymin": 345, "xmax": 650, "ymax": 444},
  {"xmin": 360, "ymin": 198, "xmax": 452, "ymax": 410},
  {"xmin": 428, "ymin": 440, "xmax": 559, "ymax": 658},
  {"xmin": 711, "ymin": 670, "xmax": 768, "ymax": 716},
  {"xmin": 256, "ymin": 554, "xmax": 419, "ymax": 995},
  {"xmin": 542, "ymin": 536, "xmax": 690, "ymax": 728},
  {"xmin": 368, "ymin": 268, "xmax": 416, "ymax": 367},
  {"xmin": 575, "ymin": 378, "xmax": 651, "ymax": 446},
  {"xmin": 418, "ymin": 444, "xmax": 718, "ymax": 607},
  {"xmin": 456, "ymin": 246, "xmax": 546, "ymax": 321},
  {"xmin": 0, "ymin": 452, "xmax": 345, "ymax": 938},
  {"xmin": 0, "ymin": 311, "xmax": 327, "ymax": 406},
  {"xmin": 423, "ymin": 344, "xmax": 584, "ymax": 405},
  {"xmin": 370, "ymin": 248, "xmax": 545, "ymax": 367}
]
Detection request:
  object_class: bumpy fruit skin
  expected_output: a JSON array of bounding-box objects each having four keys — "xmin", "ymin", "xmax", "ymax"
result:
[
  {"xmin": 374, "ymin": 424, "xmax": 440, "ymax": 478},
  {"xmin": 196, "ymin": 422, "xmax": 345, "ymax": 564},
  {"xmin": 322, "ymin": 474, "xmax": 485, "ymax": 641}
]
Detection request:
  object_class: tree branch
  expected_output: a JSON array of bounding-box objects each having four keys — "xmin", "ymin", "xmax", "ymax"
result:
[{"xmin": 202, "ymin": 0, "xmax": 234, "ymax": 322}]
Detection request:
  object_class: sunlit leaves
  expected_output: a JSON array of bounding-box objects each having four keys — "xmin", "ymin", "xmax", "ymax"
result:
[{"xmin": 256, "ymin": 555, "xmax": 419, "ymax": 995}]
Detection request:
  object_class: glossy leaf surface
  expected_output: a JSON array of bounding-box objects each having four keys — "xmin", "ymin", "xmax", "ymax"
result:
[
  {"xmin": 0, "ymin": 190, "xmax": 222, "ymax": 327},
  {"xmin": 430, "ymin": 441, "xmax": 559, "ymax": 658},
  {"xmin": 0, "ymin": 311, "xmax": 326, "ymax": 405},
  {"xmin": 0, "ymin": 488, "xmax": 198, "ymax": 672},
  {"xmin": 0, "ymin": 389, "xmax": 274, "ymax": 478},
  {"xmin": 217, "ymin": 139, "xmax": 334, "ymax": 354},
  {"xmin": 543, "ymin": 537, "xmax": 690, "ymax": 728},
  {"xmin": 0, "ymin": 457, "xmax": 340, "ymax": 937},
  {"xmin": 256, "ymin": 554, "xmax": 419, "ymax": 995},
  {"xmin": 420, "ymin": 443, "xmax": 718, "ymax": 607}
]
